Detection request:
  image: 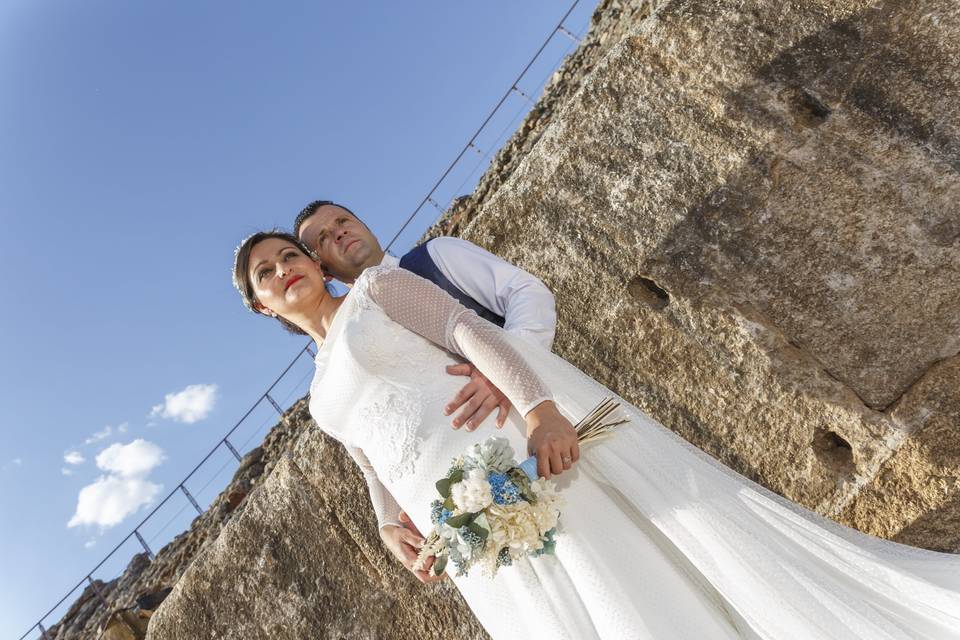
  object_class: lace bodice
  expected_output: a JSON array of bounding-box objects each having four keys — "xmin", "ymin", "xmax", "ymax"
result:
[
  {"xmin": 357, "ymin": 265, "xmax": 553, "ymax": 415},
  {"xmin": 309, "ymin": 265, "xmax": 552, "ymax": 530}
]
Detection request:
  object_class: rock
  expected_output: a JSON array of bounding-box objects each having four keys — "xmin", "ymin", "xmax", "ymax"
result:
[
  {"xmin": 144, "ymin": 455, "xmax": 486, "ymax": 640},
  {"xmin": 433, "ymin": 0, "xmax": 960, "ymax": 539},
  {"xmin": 135, "ymin": 587, "xmax": 172, "ymax": 614},
  {"xmin": 838, "ymin": 355, "xmax": 960, "ymax": 551},
  {"xmin": 100, "ymin": 610, "xmax": 148, "ymax": 640},
  {"xmin": 225, "ymin": 487, "xmax": 248, "ymax": 512}
]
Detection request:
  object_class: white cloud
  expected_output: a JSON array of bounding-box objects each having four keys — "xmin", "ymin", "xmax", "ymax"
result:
[
  {"xmin": 85, "ymin": 426, "xmax": 113, "ymax": 445},
  {"xmin": 67, "ymin": 439, "xmax": 166, "ymax": 530},
  {"xmin": 117, "ymin": 423, "xmax": 129, "ymax": 433},
  {"xmin": 64, "ymin": 451, "xmax": 85, "ymax": 465},
  {"xmin": 62, "ymin": 467, "xmax": 74, "ymax": 476},
  {"xmin": 67, "ymin": 475, "xmax": 162, "ymax": 529},
  {"xmin": 150, "ymin": 384, "xmax": 217, "ymax": 424},
  {"xmin": 84, "ymin": 538, "xmax": 97, "ymax": 549},
  {"xmin": 95, "ymin": 440, "xmax": 165, "ymax": 478}
]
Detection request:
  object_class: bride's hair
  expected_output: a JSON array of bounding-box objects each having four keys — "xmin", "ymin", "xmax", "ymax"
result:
[{"xmin": 233, "ymin": 229, "xmax": 319, "ymax": 336}]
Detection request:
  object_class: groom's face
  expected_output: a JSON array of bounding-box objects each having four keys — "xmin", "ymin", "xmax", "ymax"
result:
[{"xmin": 297, "ymin": 205, "xmax": 382, "ymax": 283}]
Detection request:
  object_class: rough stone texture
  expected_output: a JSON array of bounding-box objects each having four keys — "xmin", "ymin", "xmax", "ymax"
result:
[
  {"xmin": 431, "ymin": 0, "xmax": 663, "ymax": 240},
  {"xmin": 145, "ymin": 451, "xmax": 485, "ymax": 640},
  {"xmin": 431, "ymin": 0, "xmax": 960, "ymax": 540},
  {"xmin": 839, "ymin": 355, "xmax": 960, "ymax": 552}
]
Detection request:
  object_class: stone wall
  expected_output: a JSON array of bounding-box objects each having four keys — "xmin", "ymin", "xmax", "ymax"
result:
[
  {"xmin": 44, "ymin": 0, "xmax": 960, "ymax": 637},
  {"xmin": 437, "ymin": 0, "xmax": 960, "ymax": 549}
]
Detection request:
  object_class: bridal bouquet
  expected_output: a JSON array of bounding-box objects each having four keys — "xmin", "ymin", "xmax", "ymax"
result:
[{"xmin": 413, "ymin": 398, "xmax": 627, "ymax": 578}]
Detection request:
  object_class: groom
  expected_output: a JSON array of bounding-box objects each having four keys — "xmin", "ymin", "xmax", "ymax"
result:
[
  {"xmin": 294, "ymin": 199, "xmax": 558, "ymax": 430},
  {"xmin": 295, "ymin": 199, "xmax": 558, "ymax": 582}
]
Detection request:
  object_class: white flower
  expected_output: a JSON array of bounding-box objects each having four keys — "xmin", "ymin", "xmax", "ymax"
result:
[
  {"xmin": 464, "ymin": 437, "xmax": 515, "ymax": 473},
  {"xmin": 487, "ymin": 502, "xmax": 546, "ymax": 554},
  {"xmin": 450, "ymin": 468, "xmax": 494, "ymax": 513},
  {"xmin": 530, "ymin": 478, "xmax": 563, "ymax": 528}
]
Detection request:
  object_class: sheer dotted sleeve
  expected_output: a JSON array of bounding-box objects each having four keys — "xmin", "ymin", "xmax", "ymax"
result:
[
  {"xmin": 344, "ymin": 443, "xmax": 403, "ymax": 532},
  {"xmin": 362, "ymin": 265, "xmax": 554, "ymax": 416}
]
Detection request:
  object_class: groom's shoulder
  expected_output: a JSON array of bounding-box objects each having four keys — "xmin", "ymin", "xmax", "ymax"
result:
[
  {"xmin": 423, "ymin": 235, "xmax": 479, "ymax": 251},
  {"xmin": 423, "ymin": 235, "xmax": 500, "ymax": 261}
]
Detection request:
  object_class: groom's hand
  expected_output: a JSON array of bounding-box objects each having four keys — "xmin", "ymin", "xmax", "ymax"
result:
[{"xmin": 444, "ymin": 363, "xmax": 511, "ymax": 430}]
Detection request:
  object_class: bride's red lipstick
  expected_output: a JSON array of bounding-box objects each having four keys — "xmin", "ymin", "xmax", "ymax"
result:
[{"xmin": 284, "ymin": 274, "xmax": 304, "ymax": 290}]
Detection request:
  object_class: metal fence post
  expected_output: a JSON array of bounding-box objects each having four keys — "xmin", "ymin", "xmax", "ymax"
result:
[
  {"xmin": 557, "ymin": 25, "xmax": 581, "ymax": 43},
  {"xmin": 264, "ymin": 393, "xmax": 283, "ymax": 415},
  {"xmin": 180, "ymin": 484, "xmax": 203, "ymax": 515},
  {"xmin": 223, "ymin": 438, "xmax": 243, "ymax": 462},
  {"xmin": 133, "ymin": 530, "xmax": 155, "ymax": 560},
  {"xmin": 511, "ymin": 84, "xmax": 535, "ymax": 104},
  {"xmin": 86, "ymin": 575, "xmax": 110, "ymax": 609}
]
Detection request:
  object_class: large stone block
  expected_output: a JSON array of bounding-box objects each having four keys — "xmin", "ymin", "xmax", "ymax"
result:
[
  {"xmin": 451, "ymin": 0, "xmax": 960, "ymax": 536},
  {"xmin": 838, "ymin": 355, "xmax": 960, "ymax": 551},
  {"xmin": 146, "ymin": 449, "xmax": 487, "ymax": 640}
]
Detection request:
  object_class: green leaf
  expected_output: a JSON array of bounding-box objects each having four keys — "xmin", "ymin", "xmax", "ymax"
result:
[
  {"xmin": 443, "ymin": 496, "xmax": 455, "ymax": 511},
  {"xmin": 466, "ymin": 522, "xmax": 488, "ymax": 541},
  {"xmin": 436, "ymin": 478, "xmax": 451, "ymax": 498},
  {"xmin": 444, "ymin": 512, "xmax": 475, "ymax": 528},
  {"xmin": 432, "ymin": 555, "xmax": 448, "ymax": 576},
  {"xmin": 447, "ymin": 468, "xmax": 464, "ymax": 484}
]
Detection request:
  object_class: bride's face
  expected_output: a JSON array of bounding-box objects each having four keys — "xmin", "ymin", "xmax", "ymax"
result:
[{"xmin": 247, "ymin": 238, "xmax": 328, "ymax": 317}]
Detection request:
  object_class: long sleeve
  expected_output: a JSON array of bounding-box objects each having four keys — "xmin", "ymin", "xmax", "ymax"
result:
[
  {"xmin": 426, "ymin": 237, "xmax": 557, "ymax": 350},
  {"xmin": 362, "ymin": 265, "xmax": 554, "ymax": 416},
  {"xmin": 343, "ymin": 443, "xmax": 403, "ymax": 531}
]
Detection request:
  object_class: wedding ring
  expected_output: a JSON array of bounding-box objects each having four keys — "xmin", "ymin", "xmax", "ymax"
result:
[{"xmin": 561, "ymin": 456, "xmax": 572, "ymax": 464}]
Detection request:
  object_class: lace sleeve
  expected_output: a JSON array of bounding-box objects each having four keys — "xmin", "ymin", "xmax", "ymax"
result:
[
  {"xmin": 362, "ymin": 265, "xmax": 554, "ymax": 415},
  {"xmin": 344, "ymin": 444, "xmax": 403, "ymax": 531}
]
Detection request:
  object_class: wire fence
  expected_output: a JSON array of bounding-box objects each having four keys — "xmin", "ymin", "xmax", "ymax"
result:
[{"xmin": 18, "ymin": 2, "xmax": 585, "ymax": 638}]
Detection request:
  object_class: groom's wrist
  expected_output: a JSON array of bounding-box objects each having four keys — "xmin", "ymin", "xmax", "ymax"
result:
[{"xmin": 524, "ymin": 400, "xmax": 560, "ymax": 431}]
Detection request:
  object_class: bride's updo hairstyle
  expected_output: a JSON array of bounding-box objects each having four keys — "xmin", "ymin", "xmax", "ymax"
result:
[{"xmin": 232, "ymin": 229, "xmax": 316, "ymax": 336}]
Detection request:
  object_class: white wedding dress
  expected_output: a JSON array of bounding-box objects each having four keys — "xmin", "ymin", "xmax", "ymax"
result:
[{"xmin": 308, "ymin": 265, "xmax": 960, "ymax": 640}]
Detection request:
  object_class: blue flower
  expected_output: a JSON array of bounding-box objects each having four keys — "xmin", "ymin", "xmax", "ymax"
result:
[
  {"xmin": 430, "ymin": 500, "xmax": 444, "ymax": 524},
  {"xmin": 438, "ymin": 509, "xmax": 453, "ymax": 525},
  {"xmin": 459, "ymin": 527, "xmax": 484, "ymax": 548},
  {"xmin": 487, "ymin": 471, "xmax": 521, "ymax": 505}
]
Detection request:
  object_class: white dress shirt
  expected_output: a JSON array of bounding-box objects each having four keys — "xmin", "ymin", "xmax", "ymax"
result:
[{"xmin": 378, "ymin": 237, "xmax": 556, "ymax": 350}]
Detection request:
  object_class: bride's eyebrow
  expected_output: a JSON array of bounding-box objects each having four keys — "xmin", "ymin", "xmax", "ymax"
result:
[{"xmin": 251, "ymin": 247, "xmax": 296, "ymax": 272}]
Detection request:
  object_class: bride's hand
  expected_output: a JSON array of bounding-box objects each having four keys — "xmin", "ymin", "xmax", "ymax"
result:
[
  {"xmin": 525, "ymin": 401, "xmax": 580, "ymax": 479},
  {"xmin": 380, "ymin": 513, "xmax": 445, "ymax": 584}
]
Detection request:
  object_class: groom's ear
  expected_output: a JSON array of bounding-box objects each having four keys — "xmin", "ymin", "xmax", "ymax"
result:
[{"xmin": 317, "ymin": 263, "xmax": 334, "ymax": 283}]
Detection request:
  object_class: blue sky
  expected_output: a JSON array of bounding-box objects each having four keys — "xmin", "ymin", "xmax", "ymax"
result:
[{"xmin": 0, "ymin": 1, "xmax": 593, "ymax": 636}]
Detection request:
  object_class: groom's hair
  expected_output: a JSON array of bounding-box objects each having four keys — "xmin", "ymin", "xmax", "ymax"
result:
[{"xmin": 294, "ymin": 200, "xmax": 364, "ymax": 238}]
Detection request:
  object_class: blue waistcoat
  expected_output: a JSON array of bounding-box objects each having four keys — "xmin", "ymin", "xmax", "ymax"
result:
[{"xmin": 399, "ymin": 241, "xmax": 506, "ymax": 327}]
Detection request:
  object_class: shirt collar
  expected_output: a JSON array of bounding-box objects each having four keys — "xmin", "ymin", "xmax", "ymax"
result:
[{"xmin": 379, "ymin": 252, "xmax": 400, "ymax": 267}]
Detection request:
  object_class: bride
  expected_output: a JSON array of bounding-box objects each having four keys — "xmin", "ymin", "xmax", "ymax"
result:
[{"xmin": 233, "ymin": 230, "xmax": 960, "ymax": 640}]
